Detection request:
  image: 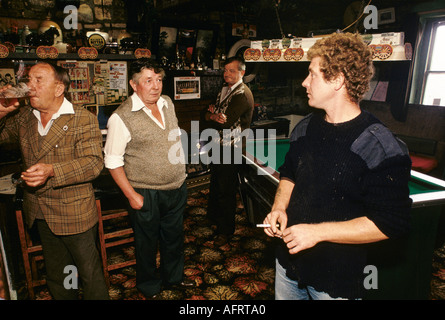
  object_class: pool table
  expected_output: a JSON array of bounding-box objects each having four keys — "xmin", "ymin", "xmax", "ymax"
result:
[{"xmin": 239, "ymin": 138, "xmax": 445, "ymax": 299}]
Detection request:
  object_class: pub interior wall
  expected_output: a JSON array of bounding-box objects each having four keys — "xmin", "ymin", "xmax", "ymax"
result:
[{"xmin": 0, "ymin": 0, "xmax": 444, "ymax": 177}]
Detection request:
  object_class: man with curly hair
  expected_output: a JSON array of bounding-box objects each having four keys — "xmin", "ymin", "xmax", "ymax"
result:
[{"xmin": 263, "ymin": 32, "xmax": 412, "ymax": 300}]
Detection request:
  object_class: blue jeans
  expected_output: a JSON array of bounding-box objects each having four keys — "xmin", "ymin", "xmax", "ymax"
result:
[{"xmin": 275, "ymin": 259, "xmax": 349, "ymax": 300}]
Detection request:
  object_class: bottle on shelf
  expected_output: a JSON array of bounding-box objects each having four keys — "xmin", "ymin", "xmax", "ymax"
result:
[{"xmin": 20, "ymin": 25, "xmax": 31, "ymax": 46}]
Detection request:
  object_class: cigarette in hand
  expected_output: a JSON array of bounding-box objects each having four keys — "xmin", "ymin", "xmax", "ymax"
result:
[{"xmin": 256, "ymin": 223, "xmax": 280, "ymax": 228}]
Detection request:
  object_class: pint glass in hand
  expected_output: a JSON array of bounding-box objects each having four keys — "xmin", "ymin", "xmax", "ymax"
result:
[{"xmin": 0, "ymin": 82, "xmax": 33, "ymax": 106}]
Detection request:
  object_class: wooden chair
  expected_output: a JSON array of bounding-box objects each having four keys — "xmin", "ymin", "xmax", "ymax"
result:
[
  {"xmin": 95, "ymin": 197, "xmax": 136, "ymax": 286},
  {"xmin": 14, "ymin": 198, "xmax": 45, "ymax": 300},
  {"xmin": 15, "ymin": 190, "xmax": 136, "ymax": 298}
]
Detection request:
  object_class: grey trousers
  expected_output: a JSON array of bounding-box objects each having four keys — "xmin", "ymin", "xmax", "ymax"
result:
[{"xmin": 36, "ymin": 220, "xmax": 109, "ymax": 300}]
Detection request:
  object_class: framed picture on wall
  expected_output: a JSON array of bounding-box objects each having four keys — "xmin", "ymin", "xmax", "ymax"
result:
[
  {"xmin": 152, "ymin": 20, "xmax": 218, "ymax": 67},
  {"xmin": 0, "ymin": 68, "xmax": 15, "ymax": 87},
  {"xmin": 195, "ymin": 29, "xmax": 214, "ymax": 65},
  {"xmin": 378, "ymin": 7, "xmax": 396, "ymax": 25},
  {"xmin": 177, "ymin": 28, "xmax": 197, "ymax": 64},
  {"xmin": 174, "ymin": 76, "xmax": 200, "ymax": 100},
  {"xmin": 158, "ymin": 26, "xmax": 178, "ymax": 62}
]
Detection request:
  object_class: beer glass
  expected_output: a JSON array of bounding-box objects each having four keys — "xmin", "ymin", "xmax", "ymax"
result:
[{"xmin": 0, "ymin": 82, "xmax": 34, "ymax": 106}]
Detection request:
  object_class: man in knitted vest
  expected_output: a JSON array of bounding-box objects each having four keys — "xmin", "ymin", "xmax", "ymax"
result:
[
  {"xmin": 263, "ymin": 33, "xmax": 412, "ymax": 300},
  {"xmin": 104, "ymin": 59, "xmax": 192, "ymax": 298}
]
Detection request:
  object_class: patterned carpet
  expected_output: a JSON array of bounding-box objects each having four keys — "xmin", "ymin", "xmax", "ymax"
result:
[
  {"xmin": 30, "ymin": 188, "xmax": 277, "ymax": 300},
  {"xmin": 431, "ymin": 245, "xmax": 445, "ymax": 300},
  {"xmin": 20, "ymin": 187, "xmax": 445, "ymax": 300}
]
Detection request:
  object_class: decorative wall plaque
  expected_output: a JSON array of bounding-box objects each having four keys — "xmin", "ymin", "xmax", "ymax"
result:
[
  {"xmin": 0, "ymin": 44, "xmax": 9, "ymax": 59},
  {"xmin": 283, "ymin": 48, "xmax": 304, "ymax": 61},
  {"xmin": 78, "ymin": 47, "xmax": 98, "ymax": 59},
  {"xmin": 36, "ymin": 46, "xmax": 59, "ymax": 59},
  {"xmin": 134, "ymin": 48, "xmax": 152, "ymax": 59},
  {"xmin": 369, "ymin": 44, "xmax": 393, "ymax": 60}
]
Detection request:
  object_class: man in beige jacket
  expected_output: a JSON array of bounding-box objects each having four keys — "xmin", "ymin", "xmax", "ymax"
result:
[{"xmin": 0, "ymin": 62, "xmax": 108, "ymax": 300}]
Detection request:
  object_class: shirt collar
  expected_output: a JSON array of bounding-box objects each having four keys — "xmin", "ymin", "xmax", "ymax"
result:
[
  {"xmin": 32, "ymin": 97, "xmax": 75, "ymax": 121},
  {"xmin": 228, "ymin": 79, "xmax": 243, "ymax": 91},
  {"xmin": 131, "ymin": 94, "xmax": 168, "ymax": 112}
]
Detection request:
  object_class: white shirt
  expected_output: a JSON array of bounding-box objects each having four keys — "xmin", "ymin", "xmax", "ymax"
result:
[
  {"xmin": 221, "ymin": 86, "xmax": 231, "ymax": 101},
  {"xmin": 221, "ymin": 79, "xmax": 242, "ymax": 101},
  {"xmin": 32, "ymin": 97, "xmax": 75, "ymax": 136},
  {"xmin": 104, "ymin": 94, "xmax": 169, "ymax": 170}
]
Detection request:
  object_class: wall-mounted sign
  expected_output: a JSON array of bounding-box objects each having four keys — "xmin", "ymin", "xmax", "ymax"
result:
[{"xmin": 88, "ymin": 34, "xmax": 106, "ymax": 51}]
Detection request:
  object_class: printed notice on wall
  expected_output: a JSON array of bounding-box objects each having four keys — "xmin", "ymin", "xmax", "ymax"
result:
[
  {"xmin": 109, "ymin": 62, "xmax": 127, "ymax": 90},
  {"xmin": 57, "ymin": 61, "xmax": 94, "ymax": 105},
  {"xmin": 106, "ymin": 62, "xmax": 128, "ymax": 104}
]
